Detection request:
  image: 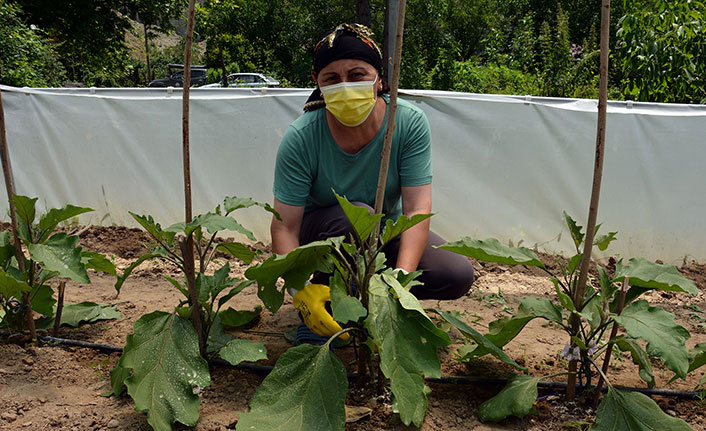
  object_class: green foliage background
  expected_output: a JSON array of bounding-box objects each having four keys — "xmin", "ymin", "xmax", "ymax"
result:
[{"xmin": 0, "ymin": 0, "xmax": 703, "ymax": 103}]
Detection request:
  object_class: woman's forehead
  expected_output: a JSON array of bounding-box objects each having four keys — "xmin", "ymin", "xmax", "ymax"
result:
[{"xmin": 319, "ymin": 59, "xmax": 376, "ymax": 75}]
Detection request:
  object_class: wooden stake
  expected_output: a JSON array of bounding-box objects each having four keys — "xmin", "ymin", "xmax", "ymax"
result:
[
  {"xmin": 0, "ymin": 88, "xmax": 36, "ymax": 340},
  {"xmin": 372, "ymin": 0, "xmax": 407, "ymax": 230},
  {"xmin": 567, "ymin": 0, "xmax": 611, "ymax": 400},
  {"xmin": 53, "ymin": 281, "xmax": 66, "ymax": 337},
  {"xmin": 181, "ymin": 0, "xmax": 205, "ymax": 356}
]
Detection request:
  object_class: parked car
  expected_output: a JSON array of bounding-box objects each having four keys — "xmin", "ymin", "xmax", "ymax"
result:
[
  {"xmin": 201, "ymin": 73, "xmax": 280, "ymax": 88},
  {"xmin": 148, "ymin": 64, "xmax": 208, "ymax": 87}
]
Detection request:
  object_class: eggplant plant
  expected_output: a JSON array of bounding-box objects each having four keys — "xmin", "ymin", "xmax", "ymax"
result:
[
  {"xmin": 239, "ymin": 193, "xmax": 525, "ymax": 429},
  {"xmin": 439, "ymin": 212, "xmax": 699, "ymax": 429},
  {"xmin": 107, "ymin": 196, "xmax": 275, "ymax": 431},
  {"xmin": 0, "ymin": 195, "xmax": 118, "ymax": 334}
]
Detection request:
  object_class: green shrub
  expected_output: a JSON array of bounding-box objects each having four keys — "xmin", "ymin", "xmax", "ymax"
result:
[
  {"xmin": 0, "ymin": 2, "xmax": 66, "ymax": 87},
  {"xmin": 453, "ymin": 61, "xmax": 541, "ymax": 96}
]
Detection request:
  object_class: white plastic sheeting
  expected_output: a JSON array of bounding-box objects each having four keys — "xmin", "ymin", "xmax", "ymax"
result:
[{"xmin": 1, "ymin": 85, "xmax": 705, "ymax": 263}]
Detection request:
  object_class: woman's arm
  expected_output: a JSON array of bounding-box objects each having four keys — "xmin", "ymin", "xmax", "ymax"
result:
[
  {"xmin": 271, "ymin": 198, "xmax": 306, "ymax": 255},
  {"xmin": 396, "ymin": 184, "xmax": 432, "ymax": 272}
]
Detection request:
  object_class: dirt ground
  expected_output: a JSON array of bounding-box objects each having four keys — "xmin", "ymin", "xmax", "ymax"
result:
[{"xmin": 1, "ymin": 226, "xmax": 705, "ymax": 431}]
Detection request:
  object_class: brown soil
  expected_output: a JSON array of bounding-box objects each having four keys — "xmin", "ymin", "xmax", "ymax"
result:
[{"xmin": 1, "ymin": 226, "xmax": 705, "ymax": 431}]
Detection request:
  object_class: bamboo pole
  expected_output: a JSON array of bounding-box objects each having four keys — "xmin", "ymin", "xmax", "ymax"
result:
[
  {"xmin": 181, "ymin": 0, "xmax": 205, "ymax": 355},
  {"xmin": 566, "ymin": 0, "xmax": 611, "ymax": 400},
  {"xmin": 0, "ymin": 88, "xmax": 36, "ymax": 340},
  {"xmin": 372, "ymin": 0, "xmax": 406, "ymax": 223}
]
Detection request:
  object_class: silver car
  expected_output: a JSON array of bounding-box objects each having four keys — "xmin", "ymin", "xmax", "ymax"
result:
[{"xmin": 201, "ymin": 73, "xmax": 280, "ymax": 88}]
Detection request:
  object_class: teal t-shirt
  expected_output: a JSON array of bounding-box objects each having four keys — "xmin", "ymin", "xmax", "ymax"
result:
[{"xmin": 273, "ymin": 96, "xmax": 432, "ymax": 220}]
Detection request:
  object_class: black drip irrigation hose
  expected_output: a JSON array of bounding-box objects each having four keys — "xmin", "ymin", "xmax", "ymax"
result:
[{"xmin": 1, "ymin": 331, "xmax": 702, "ymax": 399}]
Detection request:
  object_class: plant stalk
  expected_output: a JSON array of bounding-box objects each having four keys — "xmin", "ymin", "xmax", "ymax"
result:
[
  {"xmin": 53, "ymin": 281, "xmax": 66, "ymax": 337},
  {"xmin": 0, "ymin": 88, "xmax": 36, "ymax": 340},
  {"xmin": 181, "ymin": 0, "xmax": 205, "ymax": 356},
  {"xmin": 567, "ymin": 0, "xmax": 611, "ymax": 400},
  {"xmin": 592, "ymin": 275, "xmax": 627, "ymax": 407}
]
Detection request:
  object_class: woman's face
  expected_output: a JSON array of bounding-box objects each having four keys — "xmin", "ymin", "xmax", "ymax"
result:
[{"xmin": 316, "ymin": 59, "xmax": 381, "ymax": 89}]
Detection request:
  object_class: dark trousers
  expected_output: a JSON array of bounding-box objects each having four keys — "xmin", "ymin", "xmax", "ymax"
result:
[{"xmin": 299, "ymin": 203, "xmax": 474, "ymax": 300}]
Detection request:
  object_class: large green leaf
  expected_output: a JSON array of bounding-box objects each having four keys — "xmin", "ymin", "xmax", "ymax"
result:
[
  {"xmin": 216, "ymin": 241, "xmax": 257, "ymax": 264},
  {"xmin": 366, "ymin": 275, "xmax": 450, "ymax": 427},
  {"xmin": 478, "ymin": 374, "xmax": 540, "ymax": 422},
  {"xmin": 590, "ymin": 387, "xmax": 691, "ymax": 431},
  {"xmin": 329, "ymin": 272, "xmax": 366, "ymax": 324},
  {"xmin": 197, "ymin": 263, "xmax": 234, "ymax": 305},
  {"xmin": 114, "ymin": 249, "xmax": 168, "ymax": 294},
  {"xmin": 594, "ymin": 231, "xmax": 618, "ymax": 251},
  {"xmin": 438, "ymin": 237, "xmax": 545, "ymax": 268},
  {"xmin": 130, "ymin": 212, "xmax": 176, "ymax": 245},
  {"xmin": 38, "ymin": 204, "xmax": 93, "ymax": 241},
  {"xmin": 219, "ymin": 306, "xmax": 262, "ymax": 328},
  {"xmin": 217, "ymin": 279, "xmax": 255, "ymax": 308},
  {"xmin": 106, "ymin": 355, "xmax": 131, "ymax": 397},
  {"xmin": 81, "ymin": 251, "xmax": 117, "ymax": 275},
  {"xmin": 334, "ymin": 192, "xmax": 384, "ymax": 242},
  {"xmin": 564, "ymin": 211, "xmax": 585, "ymax": 250},
  {"xmin": 686, "ymin": 343, "xmax": 706, "ymax": 376},
  {"xmin": 237, "ymin": 343, "xmax": 348, "ymax": 431},
  {"xmin": 244, "ymin": 239, "xmax": 339, "ymax": 313},
  {"xmin": 206, "ymin": 315, "xmax": 233, "ymax": 355},
  {"xmin": 183, "ymin": 213, "xmax": 255, "ymax": 240},
  {"xmin": 28, "ymin": 233, "xmax": 89, "ymax": 283},
  {"xmin": 31, "ymin": 284, "xmax": 55, "ymax": 316},
  {"xmin": 669, "ymin": 343, "xmax": 706, "ymax": 385},
  {"xmin": 433, "ymin": 309, "xmax": 525, "ymax": 371},
  {"xmin": 381, "ymin": 213, "xmax": 433, "ymax": 244},
  {"xmin": 0, "ymin": 269, "xmax": 31, "ymax": 299},
  {"xmin": 219, "ymin": 338, "xmax": 267, "ymax": 366},
  {"xmin": 56, "ymin": 302, "xmax": 121, "ymax": 327},
  {"xmin": 223, "ymin": 196, "xmax": 279, "ymax": 220},
  {"xmin": 613, "ymin": 300, "xmax": 690, "ymax": 379},
  {"xmin": 615, "ymin": 258, "xmax": 698, "ymax": 294},
  {"xmin": 10, "ymin": 195, "xmax": 37, "ymax": 235},
  {"xmin": 467, "ymin": 297, "xmax": 562, "ymax": 358},
  {"xmin": 120, "ymin": 311, "xmax": 210, "ymax": 431},
  {"xmin": 0, "ymin": 231, "xmax": 17, "ymax": 267},
  {"xmin": 615, "ymin": 336, "xmax": 655, "ymax": 388}
]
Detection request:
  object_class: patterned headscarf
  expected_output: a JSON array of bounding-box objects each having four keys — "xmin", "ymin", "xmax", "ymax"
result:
[{"xmin": 304, "ymin": 23, "xmax": 384, "ymax": 112}]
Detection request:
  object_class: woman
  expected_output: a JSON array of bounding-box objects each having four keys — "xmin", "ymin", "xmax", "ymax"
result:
[{"xmin": 270, "ymin": 23, "xmax": 474, "ymax": 339}]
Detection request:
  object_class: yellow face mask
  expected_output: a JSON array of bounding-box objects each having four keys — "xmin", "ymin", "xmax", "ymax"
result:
[{"xmin": 320, "ymin": 77, "xmax": 378, "ymax": 127}]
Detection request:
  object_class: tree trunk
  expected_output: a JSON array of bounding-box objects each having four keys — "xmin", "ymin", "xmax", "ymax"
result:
[
  {"xmin": 143, "ymin": 22, "xmax": 152, "ymax": 84},
  {"xmin": 220, "ymin": 45, "xmax": 228, "ymax": 87},
  {"xmin": 357, "ymin": 0, "xmax": 371, "ymax": 26}
]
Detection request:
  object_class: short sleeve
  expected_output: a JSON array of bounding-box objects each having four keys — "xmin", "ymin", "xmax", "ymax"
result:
[
  {"xmin": 272, "ymin": 126, "xmax": 314, "ymax": 206},
  {"xmin": 398, "ymin": 107, "xmax": 432, "ymax": 187}
]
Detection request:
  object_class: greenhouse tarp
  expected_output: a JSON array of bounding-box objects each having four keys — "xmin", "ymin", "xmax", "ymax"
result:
[{"xmin": 2, "ymin": 85, "xmax": 705, "ymax": 263}]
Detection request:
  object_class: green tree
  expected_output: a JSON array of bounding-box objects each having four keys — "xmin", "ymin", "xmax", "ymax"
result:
[
  {"xmin": 17, "ymin": 0, "xmax": 133, "ymax": 86},
  {"xmin": 616, "ymin": 0, "xmax": 706, "ymax": 103},
  {"xmin": 126, "ymin": 0, "xmax": 187, "ymax": 84},
  {"xmin": 0, "ymin": 2, "xmax": 66, "ymax": 87},
  {"xmin": 196, "ymin": 0, "xmax": 315, "ymax": 86}
]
